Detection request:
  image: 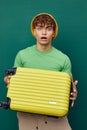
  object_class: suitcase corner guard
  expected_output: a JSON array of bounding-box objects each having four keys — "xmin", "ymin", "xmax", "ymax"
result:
[{"xmin": 0, "ymin": 98, "xmax": 10, "ymax": 109}]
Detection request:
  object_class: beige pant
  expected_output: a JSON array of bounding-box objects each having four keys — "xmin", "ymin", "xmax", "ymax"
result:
[{"xmin": 17, "ymin": 112, "xmax": 72, "ymax": 130}]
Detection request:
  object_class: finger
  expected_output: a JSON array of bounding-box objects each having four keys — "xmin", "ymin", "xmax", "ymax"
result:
[
  {"xmin": 71, "ymin": 101, "xmax": 74, "ymax": 107},
  {"xmin": 70, "ymin": 90, "xmax": 78, "ymax": 103},
  {"xmin": 72, "ymin": 80, "xmax": 78, "ymax": 93},
  {"xmin": 70, "ymin": 94, "xmax": 77, "ymax": 100},
  {"xmin": 4, "ymin": 76, "xmax": 11, "ymax": 84},
  {"xmin": 73, "ymin": 80, "xmax": 78, "ymax": 88}
]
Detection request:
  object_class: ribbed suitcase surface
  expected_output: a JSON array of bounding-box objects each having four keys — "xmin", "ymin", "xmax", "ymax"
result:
[{"xmin": 7, "ymin": 67, "xmax": 71, "ymax": 117}]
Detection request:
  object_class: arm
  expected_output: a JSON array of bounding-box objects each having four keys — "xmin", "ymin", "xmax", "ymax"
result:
[
  {"xmin": 62, "ymin": 56, "xmax": 78, "ymax": 107},
  {"xmin": 4, "ymin": 51, "xmax": 22, "ymax": 86}
]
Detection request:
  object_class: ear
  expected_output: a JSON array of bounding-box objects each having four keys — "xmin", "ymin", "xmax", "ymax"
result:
[{"xmin": 52, "ymin": 33, "xmax": 55, "ymax": 38}]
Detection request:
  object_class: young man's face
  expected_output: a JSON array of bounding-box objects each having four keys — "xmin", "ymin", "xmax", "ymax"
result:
[{"xmin": 34, "ymin": 24, "xmax": 55, "ymax": 45}]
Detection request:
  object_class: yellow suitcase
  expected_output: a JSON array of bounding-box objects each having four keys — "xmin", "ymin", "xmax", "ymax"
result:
[{"xmin": 2, "ymin": 67, "xmax": 72, "ymax": 117}]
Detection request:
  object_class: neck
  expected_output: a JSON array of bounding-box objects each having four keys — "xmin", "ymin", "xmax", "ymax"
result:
[{"xmin": 36, "ymin": 43, "xmax": 52, "ymax": 52}]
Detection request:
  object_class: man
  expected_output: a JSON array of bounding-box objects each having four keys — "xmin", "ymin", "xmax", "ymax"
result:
[{"xmin": 4, "ymin": 13, "xmax": 78, "ymax": 130}]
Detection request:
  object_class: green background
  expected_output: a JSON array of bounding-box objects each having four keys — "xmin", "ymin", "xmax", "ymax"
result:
[{"xmin": 0, "ymin": 0, "xmax": 87, "ymax": 130}]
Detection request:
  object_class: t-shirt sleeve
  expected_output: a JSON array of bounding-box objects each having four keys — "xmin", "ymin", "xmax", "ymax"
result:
[
  {"xmin": 13, "ymin": 51, "xmax": 23, "ymax": 67},
  {"xmin": 62, "ymin": 56, "xmax": 72, "ymax": 77}
]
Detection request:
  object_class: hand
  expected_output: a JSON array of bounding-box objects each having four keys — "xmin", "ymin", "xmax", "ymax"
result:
[
  {"xmin": 70, "ymin": 80, "xmax": 78, "ymax": 107},
  {"xmin": 4, "ymin": 76, "xmax": 11, "ymax": 86}
]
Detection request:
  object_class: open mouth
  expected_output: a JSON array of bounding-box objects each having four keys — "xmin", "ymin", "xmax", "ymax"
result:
[{"xmin": 41, "ymin": 37, "xmax": 47, "ymax": 40}]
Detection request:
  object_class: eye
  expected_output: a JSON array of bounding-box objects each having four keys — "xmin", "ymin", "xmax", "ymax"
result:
[
  {"xmin": 47, "ymin": 26, "xmax": 53, "ymax": 31},
  {"xmin": 36, "ymin": 26, "xmax": 42, "ymax": 30}
]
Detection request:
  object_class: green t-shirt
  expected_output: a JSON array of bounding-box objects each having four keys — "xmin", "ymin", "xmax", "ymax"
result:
[{"xmin": 14, "ymin": 45, "xmax": 72, "ymax": 76}]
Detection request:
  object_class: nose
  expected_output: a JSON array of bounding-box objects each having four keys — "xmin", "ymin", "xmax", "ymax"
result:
[{"xmin": 42, "ymin": 28, "xmax": 46, "ymax": 35}]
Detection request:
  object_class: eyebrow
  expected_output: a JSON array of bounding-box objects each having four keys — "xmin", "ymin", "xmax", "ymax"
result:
[{"xmin": 36, "ymin": 24, "xmax": 53, "ymax": 28}]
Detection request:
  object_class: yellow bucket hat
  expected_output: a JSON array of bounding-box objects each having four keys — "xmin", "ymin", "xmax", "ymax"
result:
[{"xmin": 31, "ymin": 13, "xmax": 58, "ymax": 39}]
